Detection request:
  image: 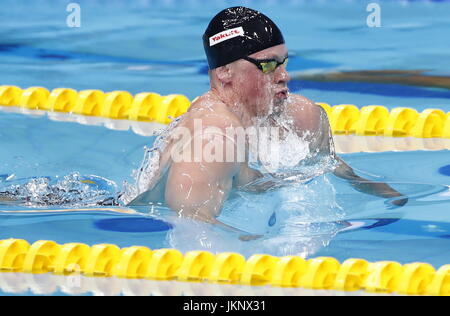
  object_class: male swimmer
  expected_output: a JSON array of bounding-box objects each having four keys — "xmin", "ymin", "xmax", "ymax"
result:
[{"xmin": 126, "ymin": 7, "xmax": 407, "ymax": 231}]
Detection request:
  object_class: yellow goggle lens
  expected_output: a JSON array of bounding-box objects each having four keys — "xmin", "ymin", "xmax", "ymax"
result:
[
  {"xmin": 261, "ymin": 62, "xmax": 276, "ymax": 73},
  {"xmin": 260, "ymin": 58, "xmax": 289, "ymax": 74}
]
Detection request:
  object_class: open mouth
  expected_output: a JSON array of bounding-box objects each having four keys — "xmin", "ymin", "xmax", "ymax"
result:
[{"xmin": 275, "ymin": 89, "xmax": 289, "ymax": 99}]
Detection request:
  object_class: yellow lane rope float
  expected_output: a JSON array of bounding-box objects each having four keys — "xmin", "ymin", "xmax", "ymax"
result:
[
  {"xmin": 1, "ymin": 85, "xmax": 450, "ymax": 138},
  {"xmin": 0, "ymin": 238, "xmax": 449, "ymax": 296},
  {"xmin": 1, "ymin": 86, "xmax": 450, "ymax": 295}
]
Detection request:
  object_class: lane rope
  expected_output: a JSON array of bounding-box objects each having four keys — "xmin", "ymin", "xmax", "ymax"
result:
[
  {"xmin": 1, "ymin": 85, "xmax": 450, "ymax": 138},
  {"xmin": 0, "ymin": 238, "xmax": 448, "ymax": 295}
]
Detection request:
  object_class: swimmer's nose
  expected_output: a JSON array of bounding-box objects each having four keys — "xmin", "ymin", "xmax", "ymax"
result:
[{"xmin": 274, "ymin": 64, "xmax": 290, "ymax": 85}]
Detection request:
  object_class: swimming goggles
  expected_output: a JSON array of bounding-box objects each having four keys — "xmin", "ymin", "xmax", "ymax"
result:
[{"xmin": 242, "ymin": 55, "xmax": 289, "ymax": 74}]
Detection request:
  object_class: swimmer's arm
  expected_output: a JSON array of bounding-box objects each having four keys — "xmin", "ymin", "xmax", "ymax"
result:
[
  {"xmin": 312, "ymin": 99, "xmax": 407, "ymax": 206},
  {"xmin": 165, "ymin": 158, "xmax": 231, "ymax": 216},
  {"xmin": 163, "ymin": 117, "xmax": 259, "ymax": 237},
  {"xmin": 165, "ymin": 160, "xmax": 259, "ymax": 237},
  {"xmin": 333, "ymin": 157, "xmax": 407, "ymax": 205}
]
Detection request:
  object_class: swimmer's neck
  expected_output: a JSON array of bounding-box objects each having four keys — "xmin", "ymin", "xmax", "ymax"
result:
[
  {"xmin": 209, "ymin": 86, "xmax": 255, "ymax": 128},
  {"xmin": 208, "ymin": 87, "xmax": 257, "ymax": 129}
]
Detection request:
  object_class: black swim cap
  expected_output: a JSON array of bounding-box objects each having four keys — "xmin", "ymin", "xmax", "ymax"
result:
[{"xmin": 203, "ymin": 7, "xmax": 285, "ymax": 70}]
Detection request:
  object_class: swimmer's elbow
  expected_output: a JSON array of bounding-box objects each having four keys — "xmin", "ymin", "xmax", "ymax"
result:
[
  {"xmin": 166, "ymin": 198, "xmax": 220, "ymax": 225},
  {"xmin": 165, "ymin": 177, "xmax": 220, "ymax": 219},
  {"xmin": 333, "ymin": 157, "xmax": 360, "ymax": 181}
]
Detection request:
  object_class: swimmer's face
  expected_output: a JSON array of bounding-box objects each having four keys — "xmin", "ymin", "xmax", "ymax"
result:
[{"xmin": 232, "ymin": 44, "xmax": 290, "ymax": 118}]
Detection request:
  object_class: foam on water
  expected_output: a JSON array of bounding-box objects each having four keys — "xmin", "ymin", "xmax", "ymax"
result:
[
  {"xmin": 119, "ymin": 117, "xmax": 181, "ymax": 206},
  {"xmin": 0, "ymin": 172, "xmax": 118, "ymax": 208},
  {"xmin": 164, "ymin": 174, "xmax": 346, "ymax": 257}
]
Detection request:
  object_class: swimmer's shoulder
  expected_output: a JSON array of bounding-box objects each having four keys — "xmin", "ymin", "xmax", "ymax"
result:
[
  {"xmin": 285, "ymin": 94, "xmax": 328, "ymax": 131},
  {"xmin": 186, "ymin": 92, "xmax": 244, "ymax": 130},
  {"xmin": 287, "ymin": 94, "xmax": 324, "ymax": 116}
]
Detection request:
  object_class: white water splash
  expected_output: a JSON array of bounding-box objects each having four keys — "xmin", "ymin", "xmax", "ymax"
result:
[{"xmin": 0, "ymin": 172, "xmax": 118, "ymax": 208}]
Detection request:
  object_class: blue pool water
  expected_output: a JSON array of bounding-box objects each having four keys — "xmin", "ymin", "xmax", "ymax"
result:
[
  {"xmin": 1, "ymin": 110, "xmax": 450, "ymax": 268},
  {"xmin": 1, "ymin": 0, "xmax": 450, "ymax": 295},
  {"xmin": 1, "ymin": 0, "xmax": 450, "ymax": 110}
]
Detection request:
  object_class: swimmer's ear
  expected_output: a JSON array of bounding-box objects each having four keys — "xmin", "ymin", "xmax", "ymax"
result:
[{"xmin": 215, "ymin": 64, "xmax": 233, "ymax": 84}]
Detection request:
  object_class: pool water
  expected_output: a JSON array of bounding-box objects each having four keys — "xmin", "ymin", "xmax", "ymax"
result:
[
  {"xmin": 1, "ymin": 0, "xmax": 450, "ymax": 110},
  {"xmin": 1, "ymin": 110, "xmax": 450, "ymax": 268},
  {"xmin": 1, "ymin": 0, "xmax": 450, "ymax": 295}
]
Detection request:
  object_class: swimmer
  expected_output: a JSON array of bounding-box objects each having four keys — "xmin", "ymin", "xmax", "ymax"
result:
[{"xmin": 127, "ymin": 7, "xmax": 407, "ymax": 231}]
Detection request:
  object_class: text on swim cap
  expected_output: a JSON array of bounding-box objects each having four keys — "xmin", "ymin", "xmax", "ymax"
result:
[{"xmin": 209, "ymin": 27, "xmax": 244, "ymax": 46}]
